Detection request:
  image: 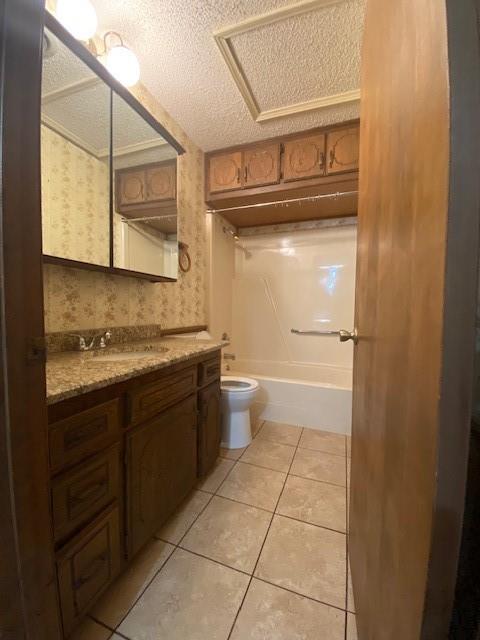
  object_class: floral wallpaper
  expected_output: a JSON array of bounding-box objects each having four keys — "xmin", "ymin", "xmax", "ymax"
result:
[
  {"xmin": 41, "ymin": 125, "xmax": 110, "ymax": 265},
  {"xmin": 43, "ymin": 84, "xmax": 207, "ymax": 333}
]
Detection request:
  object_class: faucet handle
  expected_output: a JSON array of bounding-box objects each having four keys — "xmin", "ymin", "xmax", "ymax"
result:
[{"xmin": 67, "ymin": 334, "xmax": 87, "ymax": 351}]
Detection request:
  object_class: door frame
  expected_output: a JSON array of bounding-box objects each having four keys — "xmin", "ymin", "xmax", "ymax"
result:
[
  {"xmin": 422, "ymin": 1, "xmax": 480, "ymax": 635},
  {"xmin": 0, "ymin": 1, "xmax": 61, "ymax": 637}
]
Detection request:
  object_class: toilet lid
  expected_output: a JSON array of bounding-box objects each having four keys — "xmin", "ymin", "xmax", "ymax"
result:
[{"xmin": 221, "ymin": 376, "xmax": 259, "ymax": 392}]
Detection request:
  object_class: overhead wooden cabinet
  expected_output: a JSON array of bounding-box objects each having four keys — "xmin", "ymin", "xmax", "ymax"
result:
[
  {"xmin": 208, "ymin": 151, "xmax": 242, "ymax": 193},
  {"xmin": 205, "ymin": 122, "xmax": 360, "ymax": 227},
  {"xmin": 282, "ymin": 133, "xmax": 326, "ymax": 182},
  {"xmin": 243, "ymin": 143, "xmax": 281, "ymax": 188},
  {"xmin": 116, "ymin": 160, "xmax": 177, "ymax": 212},
  {"xmin": 326, "ymin": 126, "xmax": 359, "ymax": 175}
]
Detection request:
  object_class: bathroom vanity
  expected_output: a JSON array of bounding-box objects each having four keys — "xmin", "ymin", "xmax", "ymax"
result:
[{"xmin": 46, "ymin": 339, "xmax": 222, "ymax": 636}]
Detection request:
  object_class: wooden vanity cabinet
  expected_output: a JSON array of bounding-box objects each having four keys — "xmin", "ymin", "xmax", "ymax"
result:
[{"xmin": 47, "ymin": 350, "xmax": 221, "ymax": 637}]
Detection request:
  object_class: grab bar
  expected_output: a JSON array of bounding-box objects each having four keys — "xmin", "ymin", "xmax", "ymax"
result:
[{"xmin": 291, "ymin": 328, "xmax": 358, "ymax": 344}]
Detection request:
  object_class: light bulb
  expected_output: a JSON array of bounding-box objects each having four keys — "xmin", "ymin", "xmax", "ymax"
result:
[
  {"xmin": 56, "ymin": 0, "xmax": 98, "ymax": 41},
  {"xmin": 104, "ymin": 45, "xmax": 140, "ymax": 87}
]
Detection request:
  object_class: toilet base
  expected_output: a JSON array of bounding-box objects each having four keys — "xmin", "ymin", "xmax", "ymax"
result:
[{"xmin": 221, "ymin": 408, "xmax": 252, "ymax": 449}]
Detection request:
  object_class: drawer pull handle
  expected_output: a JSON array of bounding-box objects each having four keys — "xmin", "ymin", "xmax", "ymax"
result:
[
  {"xmin": 74, "ymin": 552, "xmax": 108, "ymax": 590},
  {"xmin": 68, "ymin": 479, "xmax": 108, "ymax": 507}
]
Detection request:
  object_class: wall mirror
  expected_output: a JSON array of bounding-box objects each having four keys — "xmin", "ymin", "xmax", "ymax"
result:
[
  {"xmin": 41, "ymin": 15, "xmax": 184, "ymax": 282},
  {"xmin": 41, "ymin": 29, "xmax": 111, "ymax": 267},
  {"xmin": 112, "ymin": 93, "xmax": 178, "ymax": 279}
]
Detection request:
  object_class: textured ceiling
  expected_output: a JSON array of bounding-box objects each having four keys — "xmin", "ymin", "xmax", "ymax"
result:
[{"xmin": 91, "ymin": 0, "xmax": 365, "ymax": 151}]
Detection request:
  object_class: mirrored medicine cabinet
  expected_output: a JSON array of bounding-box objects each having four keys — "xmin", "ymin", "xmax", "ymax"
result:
[{"xmin": 41, "ymin": 14, "xmax": 184, "ymax": 282}]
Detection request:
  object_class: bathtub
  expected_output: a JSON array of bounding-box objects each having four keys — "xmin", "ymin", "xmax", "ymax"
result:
[{"xmin": 227, "ymin": 359, "xmax": 352, "ymax": 435}]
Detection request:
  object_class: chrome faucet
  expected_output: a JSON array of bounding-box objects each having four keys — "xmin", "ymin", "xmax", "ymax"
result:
[{"xmin": 69, "ymin": 330, "xmax": 112, "ymax": 351}]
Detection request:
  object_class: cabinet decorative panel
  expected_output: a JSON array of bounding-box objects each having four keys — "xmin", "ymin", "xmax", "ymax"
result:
[
  {"xmin": 51, "ymin": 444, "xmax": 120, "ymax": 543},
  {"xmin": 326, "ymin": 127, "xmax": 360, "ymax": 175},
  {"xmin": 283, "ymin": 134, "xmax": 326, "ymax": 181},
  {"xmin": 127, "ymin": 366, "xmax": 197, "ymax": 426},
  {"xmin": 118, "ymin": 170, "xmax": 146, "ymax": 207},
  {"xmin": 49, "ymin": 399, "xmax": 120, "ymax": 474},
  {"xmin": 198, "ymin": 382, "xmax": 221, "ymax": 477},
  {"xmin": 146, "ymin": 164, "xmax": 176, "ymax": 202},
  {"xmin": 209, "ymin": 152, "xmax": 242, "ymax": 193},
  {"xmin": 127, "ymin": 395, "xmax": 197, "ymax": 556},
  {"xmin": 244, "ymin": 143, "xmax": 281, "ymax": 188},
  {"xmin": 57, "ymin": 505, "xmax": 121, "ymax": 636}
]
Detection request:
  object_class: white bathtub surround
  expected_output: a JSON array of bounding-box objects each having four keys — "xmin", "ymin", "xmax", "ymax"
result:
[{"xmin": 226, "ymin": 225, "xmax": 356, "ymax": 435}]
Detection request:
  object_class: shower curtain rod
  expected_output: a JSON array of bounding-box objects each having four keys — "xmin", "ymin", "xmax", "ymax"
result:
[{"xmin": 206, "ymin": 190, "xmax": 358, "ymax": 215}]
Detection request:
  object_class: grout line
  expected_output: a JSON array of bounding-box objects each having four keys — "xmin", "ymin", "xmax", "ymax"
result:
[
  {"xmin": 273, "ymin": 511, "xmax": 347, "ymax": 536},
  {"xmin": 175, "ymin": 545, "xmax": 252, "ymax": 577},
  {"xmin": 225, "ymin": 427, "xmax": 305, "ymax": 640},
  {"xmin": 296, "ymin": 444, "xmax": 348, "ymax": 458},
  {"xmin": 254, "ymin": 575, "xmax": 348, "ymax": 614},
  {"xmin": 288, "ymin": 471, "xmax": 346, "ymax": 489}
]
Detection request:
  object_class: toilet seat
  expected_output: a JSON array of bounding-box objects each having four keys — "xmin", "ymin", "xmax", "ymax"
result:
[{"xmin": 221, "ymin": 376, "xmax": 259, "ymax": 393}]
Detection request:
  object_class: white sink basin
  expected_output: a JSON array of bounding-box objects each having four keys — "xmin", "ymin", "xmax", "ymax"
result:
[{"xmin": 92, "ymin": 348, "xmax": 168, "ymax": 362}]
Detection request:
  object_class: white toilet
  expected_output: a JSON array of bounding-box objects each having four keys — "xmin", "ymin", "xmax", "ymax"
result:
[{"xmin": 220, "ymin": 376, "xmax": 259, "ymax": 449}]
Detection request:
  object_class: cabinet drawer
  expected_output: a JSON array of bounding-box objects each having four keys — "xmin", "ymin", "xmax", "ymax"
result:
[
  {"xmin": 127, "ymin": 366, "xmax": 197, "ymax": 426},
  {"xmin": 51, "ymin": 444, "xmax": 120, "ymax": 543},
  {"xmin": 57, "ymin": 505, "xmax": 121, "ymax": 637},
  {"xmin": 49, "ymin": 399, "xmax": 121, "ymax": 474},
  {"xmin": 199, "ymin": 356, "xmax": 221, "ymax": 387}
]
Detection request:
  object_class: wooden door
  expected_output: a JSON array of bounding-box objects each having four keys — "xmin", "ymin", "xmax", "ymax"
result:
[
  {"xmin": 117, "ymin": 169, "xmax": 146, "ymax": 207},
  {"xmin": 350, "ymin": 2, "xmax": 480, "ymax": 640},
  {"xmin": 208, "ymin": 152, "xmax": 242, "ymax": 193},
  {"xmin": 243, "ymin": 143, "xmax": 281, "ymax": 188},
  {"xmin": 282, "ymin": 133, "xmax": 326, "ymax": 181},
  {"xmin": 198, "ymin": 382, "xmax": 221, "ymax": 476},
  {"xmin": 0, "ymin": 0, "xmax": 62, "ymax": 637},
  {"xmin": 326, "ymin": 126, "xmax": 359, "ymax": 175},
  {"xmin": 127, "ymin": 395, "xmax": 197, "ymax": 556},
  {"xmin": 146, "ymin": 163, "xmax": 176, "ymax": 202}
]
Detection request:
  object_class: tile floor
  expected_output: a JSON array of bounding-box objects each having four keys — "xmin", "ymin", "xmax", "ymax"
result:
[{"xmin": 75, "ymin": 420, "xmax": 356, "ymax": 640}]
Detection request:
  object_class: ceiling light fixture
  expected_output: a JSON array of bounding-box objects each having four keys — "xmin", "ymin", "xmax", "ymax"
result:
[
  {"xmin": 55, "ymin": 0, "xmax": 98, "ymax": 41},
  {"xmin": 101, "ymin": 31, "xmax": 141, "ymax": 88}
]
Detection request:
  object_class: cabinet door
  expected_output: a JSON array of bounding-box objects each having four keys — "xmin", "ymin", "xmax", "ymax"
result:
[
  {"xmin": 244, "ymin": 143, "xmax": 281, "ymax": 188},
  {"xmin": 57, "ymin": 505, "xmax": 121, "ymax": 637},
  {"xmin": 198, "ymin": 382, "xmax": 221, "ymax": 477},
  {"xmin": 326, "ymin": 126, "xmax": 360, "ymax": 175},
  {"xmin": 127, "ymin": 395, "xmax": 197, "ymax": 556},
  {"xmin": 117, "ymin": 169, "xmax": 147, "ymax": 207},
  {"xmin": 283, "ymin": 134, "xmax": 326, "ymax": 181},
  {"xmin": 146, "ymin": 163, "xmax": 176, "ymax": 202},
  {"xmin": 208, "ymin": 152, "xmax": 242, "ymax": 193}
]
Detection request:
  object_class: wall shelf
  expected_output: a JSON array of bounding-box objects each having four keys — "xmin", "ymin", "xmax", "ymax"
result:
[{"xmin": 43, "ymin": 255, "xmax": 176, "ymax": 283}]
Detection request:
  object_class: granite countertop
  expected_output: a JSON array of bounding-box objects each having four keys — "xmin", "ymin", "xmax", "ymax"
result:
[{"xmin": 46, "ymin": 337, "xmax": 225, "ymax": 405}]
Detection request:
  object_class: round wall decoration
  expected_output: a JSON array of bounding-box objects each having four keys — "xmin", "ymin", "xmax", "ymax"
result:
[{"xmin": 178, "ymin": 241, "xmax": 191, "ymax": 273}]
